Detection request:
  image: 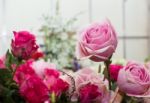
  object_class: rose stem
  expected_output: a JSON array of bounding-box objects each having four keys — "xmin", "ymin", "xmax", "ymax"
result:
[{"xmin": 104, "ymin": 58, "xmax": 112, "ymax": 90}]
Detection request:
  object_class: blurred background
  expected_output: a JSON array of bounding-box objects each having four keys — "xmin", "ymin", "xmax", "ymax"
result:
[{"xmin": 0, "ymin": 0, "xmax": 150, "ymax": 68}]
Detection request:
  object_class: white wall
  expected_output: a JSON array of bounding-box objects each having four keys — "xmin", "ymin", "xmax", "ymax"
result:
[{"xmin": 0, "ymin": 0, "xmax": 149, "ymax": 61}]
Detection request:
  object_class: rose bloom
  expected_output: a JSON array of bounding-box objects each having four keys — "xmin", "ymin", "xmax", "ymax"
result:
[
  {"xmin": 13, "ymin": 60, "xmax": 36, "ymax": 85},
  {"xmin": 79, "ymin": 84, "xmax": 102, "ymax": 103},
  {"xmin": 117, "ymin": 61, "xmax": 150, "ymax": 97},
  {"xmin": 76, "ymin": 20, "xmax": 118, "ymax": 62},
  {"xmin": 20, "ymin": 75, "xmax": 49, "ymax": 103},
  {"xmin": 14, "ymin": 60, "xmax": 50, "ymax": 103},
  {"xmin": 11, "ymin": 31, "xmax": 39, "ymax": 60},
  {"xmin": 73, "ymin": 68, "xmax": 110, "ymax": 103},
  {"xmin": 109, "ymin": 64, "xmax": 123, "ymax": 81}
]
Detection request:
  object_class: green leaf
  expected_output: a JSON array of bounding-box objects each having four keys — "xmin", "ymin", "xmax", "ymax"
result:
[
  {"xmin": 0, "ymin": 69, "xmax": 13, "ymax": 86},
  {"xmin": 5, "ymin": 50, "xmax": 14, "ymax": 69}
]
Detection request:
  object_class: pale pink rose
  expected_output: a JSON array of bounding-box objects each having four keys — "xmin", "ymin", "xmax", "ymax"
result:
[
  {"xmin": 31, "ymin": 60, "xmax": 56, "ymax": 78},
  {"xmin": 11, "ymin": 31, "xmax": 39, "ymax": 60},
  {"xmin": 117, "ymin": 61, "xmax": 150, "ymax": 97},
  {"xmin": 76, "ymin": 20, "xmax": 118, "ymax": 62},
  {"xmin": 73, "ymin": 68, "xmax": 110, "ymax": 103}
]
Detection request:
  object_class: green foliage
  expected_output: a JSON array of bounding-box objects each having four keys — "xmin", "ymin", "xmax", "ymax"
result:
[
  {"xmin": 0, "ymin": 50, "xmax": 25, "ymax": 103},
  {"xmin": 0, "ymin": 69, "xmax": 12, "ymax": 86}
]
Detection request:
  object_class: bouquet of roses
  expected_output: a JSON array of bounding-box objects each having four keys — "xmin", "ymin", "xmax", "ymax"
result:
[{"xmin": 0, "ymin": 19, "xmax": 150, "ymax": 103}]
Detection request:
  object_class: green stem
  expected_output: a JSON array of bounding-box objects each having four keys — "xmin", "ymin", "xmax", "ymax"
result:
[{"xmin": 104, "ymin": 59, "xmax": 112, "ymax": 90}]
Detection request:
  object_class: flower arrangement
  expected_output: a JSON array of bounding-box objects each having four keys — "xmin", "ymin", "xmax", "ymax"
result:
[{"xmin": 0, "ymin": 19, "xmax": 150, "ymax": 103}]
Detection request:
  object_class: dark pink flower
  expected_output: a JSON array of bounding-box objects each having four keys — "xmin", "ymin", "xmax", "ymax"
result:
[
  {"xmin": 13, "ymin": 60, "xmax": 35, "ymax": 85},
  {"xmin": 44, "ymin": 69, "xmax": 69, "ymax": 96},
  {"xmin": 79, "ymin": 84, "xmax": 101, "ymax": 103},
  {"xmin": 20, "ymin": 75, "xmax": 49, "ymax": 103},
  {"xmin": 11, "ymin": 31, "xmax": 39, "ymax": 60},
  {"xmin": 31, "ymin": 51, "xmax": 44, "ymax": 60},
  {"xmin": 109, "ymin": 64, "xmax": 123, "ymax": 81}
]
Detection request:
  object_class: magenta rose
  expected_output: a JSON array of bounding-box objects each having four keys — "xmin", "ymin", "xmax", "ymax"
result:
[
  {"xmin": 11, "ymin": 31, "xmax": 39, "ymax": 60},
  {"xmin": 76, "ymin": 20, "xmax": 118, "ymax": 62},
  {"xmin": 20, "ymin": 75, "xmax": 49, "ymax": 103},
  {"xmin": 79, "ymin": 84, "xmax": 101, "ymax": 103},
  {"xmin": 73, "ymin": 68, "xmax": 110, "ymax": 103},
  {"xmin": 109, "ymin": 64, "xmax": 123, "ymax": 81},
  {"xmin": 43, "ymin": 69, "xmax": 69, "ymax": 96},
  {"xmin": 117, "ymin": 61, "xmax": 150, "ymax": 97},
  {"xmin": 14, "ymin": 60, "xmax": 49, "ymax": 103},
  {"xmin": 14, "ymin": 60, "xmax": 69, "ymax": 102},
  {"xmin": 13, "ymin": 60, "xmax": 36, "ymax": 85}
]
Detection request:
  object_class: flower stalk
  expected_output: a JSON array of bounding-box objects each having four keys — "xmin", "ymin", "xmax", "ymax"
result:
[{"xmin": 104, "ymin": 58, "xmax": 112, "ymax": 90}]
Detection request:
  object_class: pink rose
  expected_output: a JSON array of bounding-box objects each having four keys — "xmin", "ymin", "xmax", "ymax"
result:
[
  {"xmin": 20, "ymin": 75, "xmax": 49, "ymax": 103},
  {"xmin": 76, "ymin": 20, "xmax": 118, "ymax": 62},
  {"xmin": 109, "ymin": 64, "xmax": 123, "ymax": 81},
  {"xmin": 117, "ymin": 61, "xmax": 150, "ymax": 97},
  {"xmin": 74, "ymin": 68, "xmax": 110, "ymax": 103},
  {"xmin": 11, "ymin": 31, "xmax": 39, "ymax": 60}
]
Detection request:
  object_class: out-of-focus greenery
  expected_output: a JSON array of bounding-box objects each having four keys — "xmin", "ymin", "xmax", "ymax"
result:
[{"xmin": 39, "ymin": 15, "xmax": 78, "ymax": 69}]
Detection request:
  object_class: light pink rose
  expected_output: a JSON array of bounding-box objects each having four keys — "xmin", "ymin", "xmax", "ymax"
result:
[
  {"xmin": 73, "ymin": 68, "xmax": 110, "ymax": 103},
  {"xmin": 117, "ymin": 61, "xmax": 150, "ymax": 97},
  {"xmin": 76, "ymin": 20, "xmax": 118, "ymax": 62},
  {"xmin": 11, "ymin": 31, "xmax": 39, "ymax": 60}
]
